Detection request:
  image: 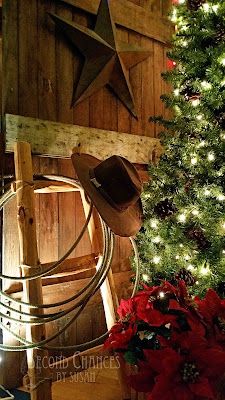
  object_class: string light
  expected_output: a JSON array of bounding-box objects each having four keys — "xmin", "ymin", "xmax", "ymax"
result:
[
  {"xmin": 221, "ymin": 133, "xmax": 225, "ymax": 140},
  {"xmin": 198, "ymin": 140, "xmax": 206, "ymax": 147},
  {"xmin": 150, "ymin": 219, "xmax": 158, "ymax": 229},
  {"xmin": 142, "ymin": 274, "xmax": 150, "ymax": 282},
  {"xmin": 208, "ymin": 152, "xmax": 215, "ymax": 161},
  {"xmin": 196, "ymin": 114, "xmax": 203, "ymax": 121},
  {"xmin": 153, "ymin": 256, "xmax": 161, "ymax": 264},
  {"xmin": 200, "ymin": 265, "xmax": 210, "ymax": 276},
  {"xmin": 212, "ymin": 5, "xmax": 219, "ymax": 12},
  {"xmin": 218, "ymin": 195, "xmax": 225, "ymax": 201},
  {"xmin": 222, "ymin": 222, "xmax": 225, "ymax": 230},
  {"xmin": 174, "ymin": 88, "xmax": 180, "ymax": 96},
  {"xmin": 204, "ymin": 188, "xmax": 210, "ymax": 196},
  {"xmin": 159, "ymin": 291, "xmax": 165, "ymax": 299},
  {"xmin": 175, "ymin": 255, "xmax": 180, "ymax": 260},
  {"xmin": 222, "ymin": 250, "xmax": 225, "ymax": 255},
  {"xmin": 191, "ymin": 157, "xmax": 198, "ymax": 165},
  {"xmin": 178, "ymin": 213, "xmax": 186, "ymax": 223},
  {"xmin": 192, "ymin": 209, "xmax": 199, "ymax": 216},
  {"xmin": 179, "ymin": 244, "xmax": 184, "ymax": 248},
  {"xmin": 202, "ymin": 3, "xmax": 210, "ymax": 12},
  {"xmin": 187, "ymin": 264, "xmax": 195, "ymax": 271},
  {"xmin": 152, "ymin": 236, "xmax": 161, "ymax": 244},
  {"xmin": 191, "ymin": 99, "xmax": 200, "ymax": 107},
  {"xmin": 184, "ymin": 254, "xmax": 191, "ymax": 261},
  {"xmin": 171, "ymin": 8, "xmax": 178, "ymax": 22},
  {"xmin": 201, "ymin": 81, "xmax": 212, "ymax": 90},
  {"xmin": 220, "ymin": 57, "xmax": 225, "ymax": 66}
]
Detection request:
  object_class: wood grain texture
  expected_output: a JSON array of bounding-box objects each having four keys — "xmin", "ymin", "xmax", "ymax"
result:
[
  {"xmin": 58, "ymin": 0, "xmax": 173, "ymax": 44},
  {"xmin": 2, "ymin": 0, "xmax": 18, "ymax": 115},
  {"xmin": 14, "ymin": 142, "xmax": 52, "ymax": 400},
  {"xmin": 18, "ymin": 0, "xmax": 38, "ymax": 117},
  {"xmin": 5, "ymin": 114, "xmax": 163, "ymax": 163}
]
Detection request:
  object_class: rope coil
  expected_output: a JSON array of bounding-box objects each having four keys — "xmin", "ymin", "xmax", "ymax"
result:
[{"xmin": 0, "ymin": 174, "xmax": 140, "ymax": 352}]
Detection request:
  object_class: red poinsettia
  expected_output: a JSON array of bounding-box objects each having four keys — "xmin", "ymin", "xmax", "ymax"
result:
[
  {"xmin": 145, "ymin": 333, "xmax": 225, "ymax": 400},
  {"xmin": 104, "ymin": 281, "xmax": 225, "ymax": 400},
  {"xmin": 104, "ymin": 321, "xmax": 136, "ymax": 350},
  {"xmin": 196, "ymin": 289, "xmax": 225, "ymax": 347}
]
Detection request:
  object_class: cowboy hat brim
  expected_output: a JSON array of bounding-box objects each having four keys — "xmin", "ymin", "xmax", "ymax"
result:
[{"xmin": 71, "ymin": 153, "xmax": 143, "ymax": 237}]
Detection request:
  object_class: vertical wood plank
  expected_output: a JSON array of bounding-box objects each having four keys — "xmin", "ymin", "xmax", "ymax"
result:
[
  {"xmin": 117, "ymin": 27, "xmax": 131, "ymax": 134},
  {"xmin": 141, "ymin": 37, "xmax": 155, "ymax": 137},
  {"xmin": 55, "ymin": 3, "xmax": 74, "ymax": 124},
  {"xmin": 153, "ymin": 42, "xmax": 164, "ymax": 137},
  {"xmin": 2, "ymin": 0, "xmax": 18, "ymax": 114},
  {"xmin": 73, "ymin": 10, "xmax": 91, "ymax": 127},
  {"xmin": 39, "ymin": 158, "xmax": 59, "ymax": 263},
  {"xmin": 129, "ymin": 31, "xmax": 143, "ymax": 135},
  {"xmin": 37, "ymin": 0, "xmax": 57, "ymax": 122},
  {"xmin": 18, "ymin": 0, "xmax": 38, "ymax": 117},
  {"xmin": 58, "ymin": 159, "xmax": 78, "ymax": 259}
]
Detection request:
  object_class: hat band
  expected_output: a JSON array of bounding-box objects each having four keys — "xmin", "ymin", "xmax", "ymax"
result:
[{"xmin": 89, "ymin": 169, "xmax": 128, "ymax": 212}]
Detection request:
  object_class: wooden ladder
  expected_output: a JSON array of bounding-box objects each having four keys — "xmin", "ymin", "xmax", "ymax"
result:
[{"xmin": 13, "ymin": 141, "xmax": 132, "ymax": 400}]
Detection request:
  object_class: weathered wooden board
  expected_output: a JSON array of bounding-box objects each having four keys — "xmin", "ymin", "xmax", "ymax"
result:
[
  {"xmin": 58, "ymin": 0, "xmax": 173, "ymax": 44},
  {"xmin": 5, "ymin": 114, "xmax": 162, "ymax": 164}
]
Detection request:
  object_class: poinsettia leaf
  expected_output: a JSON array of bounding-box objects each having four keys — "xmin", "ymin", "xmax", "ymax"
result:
[{"xmin": 124, "ymin": 351, "xmax": 137, "ymax": 365}]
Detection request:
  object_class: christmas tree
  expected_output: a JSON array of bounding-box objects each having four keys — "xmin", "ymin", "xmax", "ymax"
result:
[{"xmin": 136, "ymin": 0, "xmax": 225, "ymax": 297}]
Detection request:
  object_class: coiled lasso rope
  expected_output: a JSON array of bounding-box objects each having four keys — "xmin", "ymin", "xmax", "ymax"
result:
[{"xmin": 0, "ymin": 174, "xmax": 140, "ymax": 351}]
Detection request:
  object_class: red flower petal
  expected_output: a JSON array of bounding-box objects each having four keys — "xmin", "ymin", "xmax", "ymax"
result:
[{"xmin": 189, "ymin": 377, "xmax": 214, "ymax": 399}]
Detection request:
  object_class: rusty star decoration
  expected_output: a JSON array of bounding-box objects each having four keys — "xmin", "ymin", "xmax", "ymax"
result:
[{"xmin": 50, "ymin": 0, "xmax": 151, "ymax": 117}]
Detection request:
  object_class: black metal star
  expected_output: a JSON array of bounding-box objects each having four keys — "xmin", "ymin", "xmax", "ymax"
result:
[{"xmin": 50, "ymin": 0, "xmax": 151, "ymax": 117}]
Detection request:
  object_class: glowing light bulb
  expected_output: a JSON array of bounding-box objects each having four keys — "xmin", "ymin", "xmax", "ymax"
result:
[
  {"xmin": 153, "ymin": 256, "xmax": 161, "ymax": 264},
  {"xmin": 175, "ymin": 255, "xmax": 180, "ymax": 260},
  {"xmin": 187, "ymin": 264, "xmax": 194, "ymax": 271},
  {"xmin": 178, "ymin": 0, "xmax": 185, "ymax": 4},
  {"xmin": 221, "ymin": 133, "xmax": 225, "ymax": 140},
  {"xmin": 200, "ymin": 266, "xmax": 210, "ymax": 276},
  {"xmin": 220, "ymin": 58, "xmax": 225, "ymax": 66},
  {"xmin": 159, "ymin": 292, "xmax": 165, "ymax": 299},
  {"xmin": 191, "ymin": 157, "xmax": 198, "ymax": 165},
  {"xmin": 198, "ymin": 140, "xmax": 206, "ymax": 147},
  {"xmin": 152, "ymin": 236, "xmax": 161, "ymax": 244},
  {"xmin": 202, "ymin": 3, "xmax": 210, "ymax": 12},
  {"xmin": 174, "ymin": 88, "xmax": 180, "ymax": 96},
  {"xmin": 212, "ymin": 5, "xmax": 219, "ymax": 12},
  {"xmin": 191, "ymin": 98, "xmax": 200, "ymax": 107},
  {"xmin": 184, "ymin": 254, "xmax": 191, "ymax": 261},
  {"xmin": 222, "ymin": 250, "xmax": 225, "ymax": 255},
  {"xmin": 179, "ymin": 244, "xmax": 184, "ymax": 248},
  {"xmin": 196, "ymin": 114, "xmax": 203, "ymax": 121},
  {"xmin": 142, "ymin": 274, "xmax": 150, "ymax": 282},
  {"xmin": 201, "ymin": 81, "xmax": 212, "ymax": 90},
  {"xmin": 178, "ymin": 213, "xmax": 186, "ymax": 223},
  {"xmin": 171, "ymin": 8, "xmax": 177, "ymax": 22},
  {"xmin": 222, "ymin": 222, "xmax": 225, "ymax": 230},
  {"xmin": 204, "ymin": 189, "xmax": 210, "ymax": 196},
  {"xmin": 150, "ymin": 220, "xmax": 158, "ymax": 229},
  {"xmin": 208, "ymin": 152, "xmax": 215, "ymax": 161},
  {"xmin": 218, "ymin": 195, "xmax": 225, "ymax": 201},
  {"xmin": 192, "ymin": 209, "xmax": 199, "ymax": 216}
]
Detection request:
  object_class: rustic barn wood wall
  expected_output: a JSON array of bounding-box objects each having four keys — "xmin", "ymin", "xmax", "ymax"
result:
[{"xmin": 1, "ymin": 0, "xmax": 172, "ymax": 387}]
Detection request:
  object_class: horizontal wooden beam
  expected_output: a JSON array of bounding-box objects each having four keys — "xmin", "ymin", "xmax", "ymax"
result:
[
  {"xmin": 5, "ymin": 114, "xmax": 162, "ymax": 164},
  {"xmin": 5, "ymin": 253, "xmax": 98, "ymax": 295},
  {"xmin": 58, "ymin": 0, "xmax": 173, "ymax": 45},
  {"xmin": 8, "ymin": 269, "xmax": 133, "ymax": 307},
  {"xmin": 11, "ymin": 179, "xmax": 80, "ymax": 194}
]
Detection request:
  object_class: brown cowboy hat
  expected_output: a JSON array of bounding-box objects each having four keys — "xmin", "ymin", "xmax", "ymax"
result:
[{"xmin": 71, "ymin": 153, "xmax": 143, "ymax": 237}]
